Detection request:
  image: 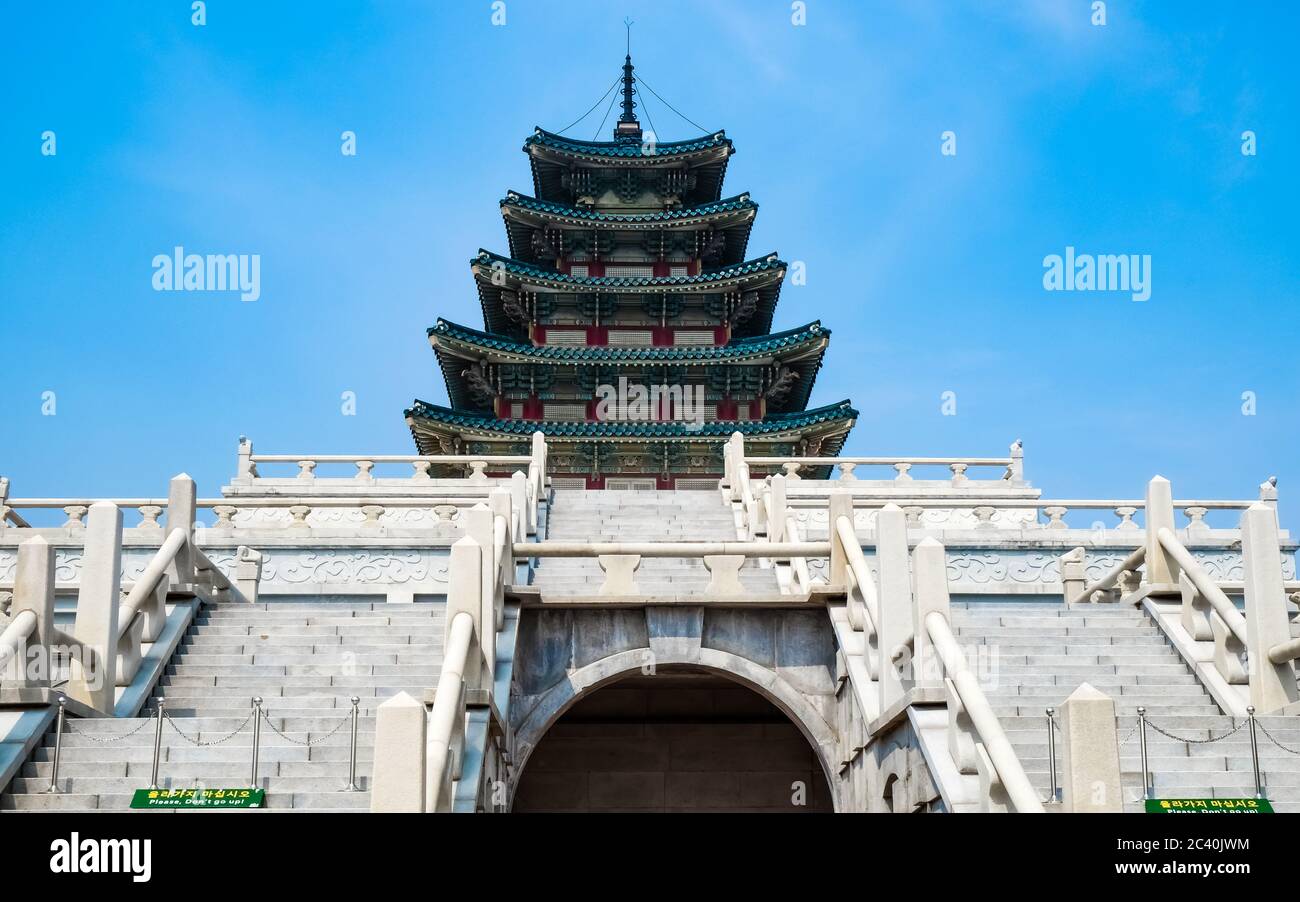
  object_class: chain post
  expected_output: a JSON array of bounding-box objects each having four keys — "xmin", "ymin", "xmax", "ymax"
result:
[
  {"xmin": 1137, "ymin": 706, "xmax": 1151, "ymax": 800},
  {"xmin": 249, "ymin": 696, "xmax": 263, "ymax": 790},
  {"xmin": 1247, "ymin": 706, "xmax": 1263, "ymax": 799},
  {"xmin": 42, "ymin": 697, "xmax": 67, "ymax": 794},
  {"xmin": 149, "ymin": 699, "xmax": 165, "ymax": 790},
  {"xmin": 1045, "ymin": 707, "xmax": 1059, "ymax": 804},
  {"xmin": 343, "ymin": 696, "xmax": 361, "ymax": 792}
]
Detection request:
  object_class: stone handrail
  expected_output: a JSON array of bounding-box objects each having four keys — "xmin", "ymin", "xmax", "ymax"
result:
[
  {"xmin": 1111, "ymin": 478, "xmax": 1300, "ymax": 716},
  {"xmin": 835, "ymin": 514, "xmax": 880, "ymax": 631},
  {"xmin": 426, "ymin": 608, "xmax": 483, "ymax": 812},
  {"xmin": 1156, "ymin": 527, "xmax": 1248, "ymax": 645},
  {"xmin": 1, "ymin": 475, "xmax": 238, "ymax": 714},
  {"xmin": 924, "ymin": 609, "xmax": 1044, "ymax": 813},
  {"xmin": 0, "ymin": 608, "xmax": 36, "ymax": 672},
  {"xmin": 1069, "ymin": 545, "xmax": 1147, "ymax": 604},
  {"xmin": 372, "ymin": 487, "xmax": 523, "ymax": 812}
]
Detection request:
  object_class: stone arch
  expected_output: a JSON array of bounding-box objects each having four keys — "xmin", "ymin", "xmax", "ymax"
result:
[{"xmin": 511, "ymin": 646, "xmax": 838, "ymax": 809}]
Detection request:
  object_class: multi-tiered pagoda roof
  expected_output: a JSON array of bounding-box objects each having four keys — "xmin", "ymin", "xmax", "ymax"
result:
[{"xmin": 406, "ymin": 53, "xmax": 856, "ymax": 488}]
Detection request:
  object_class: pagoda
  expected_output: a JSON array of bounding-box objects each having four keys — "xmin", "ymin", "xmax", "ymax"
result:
[{"xmin": 405, "ymin": 53, "xmax": 857, "ymax": 489}]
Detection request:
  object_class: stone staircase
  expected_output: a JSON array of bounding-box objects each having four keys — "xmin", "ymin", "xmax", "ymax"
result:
[
  {"xmin": 951, "ymin": 602, "xmax": 1300, "ymax": 812},
  {"xmin": 1, "ymin": 601, "xmax": 444, "ymax": 811},
  {"xmin": 530, "ymin": 489, "xmax": 780, "ymax": 596}
]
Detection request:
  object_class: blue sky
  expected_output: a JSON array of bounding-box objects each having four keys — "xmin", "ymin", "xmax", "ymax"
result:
[{"xmin": 1, "ymin": 0, "xmax": 1297, "ymax": 526}]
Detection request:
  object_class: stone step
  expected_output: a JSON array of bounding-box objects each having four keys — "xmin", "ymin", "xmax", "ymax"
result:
[
  {"xmin": 8, "ymin": 775, "xmax": 371, "ymax": 794},
  {"xmin": 29, "ymin": 745, "xmax": 375, "ymax": 764},
  {"xmin": 48, "ymin": 714, "xmax": 379, "ymax": 733},
  {"xmin": 975, "ymin": 673, "xmax": 1200, "ymax": 688},
  {"xmin": 0, "ymin": 791, "xmax": 370, "ymax": 811},
  {"xmin": 167, "ymin": 664, "xmax": 441, "ymax": 678},
  {"xmin": 155, "ymin": 685, "xmax": 425, "ymax": 700},
  {"xmin": 190, "ymin": 624, "xmax": 443, "ymax": 638},
  {"xmin": 993, "ymin": 707, "xmax": 1216, "ymax": 722},
  {"xmin": 161, "ymin": 674, "xmax": 435, "ymax": 689},
  {"xmin": 178, "ymin": 639, "xmax": 443, "ymax": 654},
  {"xmin": 172, "ymin": 653, "xmax": 444, "ymax": 666}
]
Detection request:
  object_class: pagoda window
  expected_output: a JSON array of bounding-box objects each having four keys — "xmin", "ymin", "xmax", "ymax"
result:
[
  {"xmin": 569, "ymin": 264, "xmax": 589, "ymax": 278},
  {"xmin": 607, "ymin": 329, "xmax": 654, "ymax": 347},
  {"xmin": 604, "ymin": 264, "xmax": 654, "ymax": 279}
]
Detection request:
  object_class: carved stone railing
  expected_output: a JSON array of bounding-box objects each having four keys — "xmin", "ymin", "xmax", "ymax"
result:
[
  {"xmin": 225, "ymin": 432, "xmax": 548, "ymax": 536},
  {"xmin": 741, "ymin": 439, "xmax": 1025, "ymax": 485},
  {"xmin": 1, "ymin": 474, "xmax": 240, "ymax": 715},
  {"xmin": 1069, "ymin": 475, "xmax": 1299, "ymax": 718},
  {"xmin": 371, "ymin": 488, "xmax": 519, "ymax": 813}
]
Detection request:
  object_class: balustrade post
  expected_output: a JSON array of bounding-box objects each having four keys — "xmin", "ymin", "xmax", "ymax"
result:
[
  {"xmin": 236, "ymin": 546, "xmax": 264, "ymax": 604},
  {"xmin": 827, "ymin": 490, "xmax": 853, "ymax": 590},
  {"xmin": 1059, "ymin": 547, "xmax": 1086, "ymax": 604},
  {"xmin": 768, "ymin": 474, "xmax": 787, "ymax": 543},
  {"xmin": 1259, "ymin": 476, "xmax": 1279, "ymax": 527},
  {"xmin": 236, "ymin": 435, "xmax": 256, "ymax": 482},
  {"xmin": 1058, "ymin": 683, "xmax": 1123, "ymax": 812},
  {"xmin": 370, "ymin": 691, "xmax": 426, "ymax": 812},
  {"xmin": 1008, "ymin": 439, "xmax": 1025, "ymax": 485},
  {"xmin": 11, "ymin": 536, "xmax": 57, "ymax": 687},
  {"xmin": 876, "ymin": 503, "xmax": 912, "ymax": 710},
  {"xmin": 1144, "ymin": 476, "xmax": 1180, "ymax": 587},
  {"xmin": 68, "ymin": 502, "xmax": 121, "ymax": 713},
  {"xmin": 910, "ymin": 537, "xmax": 949, "ymax": 690},
  {"xmin": 1241, "ymin": 503, "xmax": 1300, "ymax": 712},
  {"xmin": 510, "ymin": 472, "xmax": 528, "ymax": 540},
  {"xmin": 727, "ymin": 433, "xmax": 745, "ymax": 500},
  {"xmin": 467, "ymin": 502, "xmax": 497, "ymax": 672},
  {"xmin": 531, "ymin": 431, "xmax": 548, "ymax": 497},
  {"xmin": 447, "ymin": 536, "xmax": 485, "ymax": 692},
  {"xmin": 165, "ymin": 473, "xmax": 197, "ymax": 589}
]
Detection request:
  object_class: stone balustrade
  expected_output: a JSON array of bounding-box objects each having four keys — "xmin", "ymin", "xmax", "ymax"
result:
[{"xmin": 743, "ymin": 440, "xmax": 1023, "ymax": 485}]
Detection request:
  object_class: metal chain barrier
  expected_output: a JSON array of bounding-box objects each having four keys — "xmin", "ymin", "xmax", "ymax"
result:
[
  {"xmin": 1255, "ymin": 720, "xmax": 1300, "ymax": 756},
  {"xmin": 163, "ymin": 709, "xmax": 254, "ymax": 747},
  {"xmin": 258, "ymin": 707, "xmax": 352, "ymax": 747},
  {"xmin": 1140, "ymin": 718, "xmax": 1245, "ymax": 745},
  {"xmin": 66, "ymin": 715, "xmax": 153, "ymax": 743},
  {"xmin": 41, "ymin": 694, "xmax": 366, "ymax": 796}
]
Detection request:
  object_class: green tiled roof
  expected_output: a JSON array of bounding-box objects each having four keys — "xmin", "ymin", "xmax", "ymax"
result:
[
  {"xmin": 405, "ymin": 399, "xmax": 858, "ymax": 438},
  {"xmin": 428, "ymin": 318, "xmax": 827, "ymax": 362},
  {"xmin": 525, "ymin": 128, "xmax": 732, "ymax": 158},
  {"xmin": 501, "ymin": 192, "xmax": 756, "ymax": 223},
  {"xmin": 472, "ymin": 250, "xmax": 785, "ymax": 288}
]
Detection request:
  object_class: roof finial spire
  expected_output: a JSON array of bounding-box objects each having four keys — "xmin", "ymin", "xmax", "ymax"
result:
[{"xmin": 615, "ymin": 18, "xmax": 642, "ymax": 142}]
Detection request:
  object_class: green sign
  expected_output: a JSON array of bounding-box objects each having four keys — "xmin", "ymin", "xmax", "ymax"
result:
[
  {"xmin": 1145, "ymin": 798, "xmax": 1272, "ymax": 814},
  {"xmin": 130, "ymin": 788, "xmax": 265, "ymax": 809}
]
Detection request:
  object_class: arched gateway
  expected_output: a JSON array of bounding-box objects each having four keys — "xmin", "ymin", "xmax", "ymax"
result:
[{"xmin": 508, "ymin": 609, "xmax": 840, "ymax": 812}]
